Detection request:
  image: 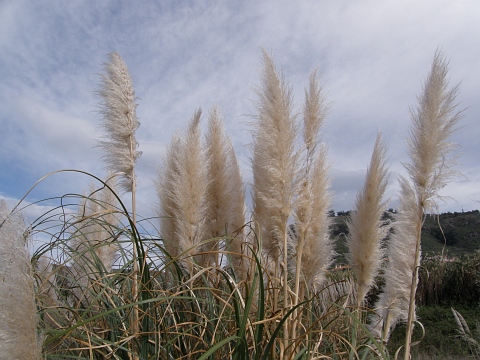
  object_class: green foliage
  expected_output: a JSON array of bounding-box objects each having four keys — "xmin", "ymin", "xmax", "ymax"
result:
[
  {"xmin": 417, "ymin": 255, "xmax": 480, "ymax": 306},
  {"xmin": 387, "ymin": 306, "xmax": 480, "ymax": 358},
  {"xmin": 421, "ymin": 210, "xmax": 480, "ymax": 256}
]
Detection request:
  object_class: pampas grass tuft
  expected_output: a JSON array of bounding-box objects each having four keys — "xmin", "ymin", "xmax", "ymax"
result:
[
  {"xmin": 164, "ymin": 109, "xmax": 208, "ymax": 271},
  {"xmin": 298, "ymin": 145, "xmax": 333, "ymax": 290},
  {"xmin": 404, "ymin": 51, "xmax": 461, "ymax": 210},
  {"xmin": 292, "ymin": 69, "xmax": 332, "ymax": 300},
  {"xmin": 347, "ymin": 133, "xmax": 389, "ymax": 305},
  {"xmin": 371, "ymin": 51, "xmax": 462, "ymax": 357},
  {"xmin": 205, "ymin": 106, "xmax": 246, "ymax": 275},
  {"xmin": 0, "ymin": 200, "xmax": 40, "ymax": 359},
  {"xmin": 156, "ymin": 133, "xmax": 183, "ymax": 260},
  {"xmin": 252, "ymin": 49, "xmax": 299, "ymax": 280},
  {"xmin": 370, "ymin": 177, "xmax": 421, "ymax": 341},
  {"xmin": 98, "ymin": 52, "xmax": 141, "ymax": 193}
]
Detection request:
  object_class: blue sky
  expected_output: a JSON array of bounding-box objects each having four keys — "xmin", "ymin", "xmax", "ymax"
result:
[{"xmin": 1, "ymin": 0, "xmax": 480, "ymax": 229}]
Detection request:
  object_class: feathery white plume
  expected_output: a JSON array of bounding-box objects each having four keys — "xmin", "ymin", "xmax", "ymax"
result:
[
  {"xmin": 157, "ymin": 134, "xmax": 183, "ymax": 260},
  {"xmin": 171, "ymin": 109, "xmax": 209, "ymax": 270},
  {"xmin": 205, "ymin": 106, "xmax": 246, "ymax": 273},
  {"xmin": 370, "ymin": 178, "xmax": 421, "ymax": 340},
  {"xmin": 292, "ymin": 69, "xmax": 332, "ymax": 297},
  {"xmin": 0, "ymin": 200, "xmax": 40, "ymax": 359},
  {"xmin": 98, "ymin": 52, "xmax": 141, "ymax": 193},
  {"xmin": 371, "ymin": 51, "xmax": 461, "ymax": 347},
  {"xmin": 252, "ymin": 50, "xmax": 299, "ymax": 277},
  {"xmin": 347, "ymin": 133, "xmax": 389, "ymax": 305},
  {"xmin": 299, "ymin": 146, "xmax": 333, "ymax": 289}
]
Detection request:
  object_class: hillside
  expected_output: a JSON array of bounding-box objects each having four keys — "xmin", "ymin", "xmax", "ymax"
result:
[{"xmin": 331, "ymin": 209, "xmax": 480, "ymax": 264}]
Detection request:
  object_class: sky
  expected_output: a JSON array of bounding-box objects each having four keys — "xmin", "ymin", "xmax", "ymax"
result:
[{"xmin": 1, "ymin": 0, "xmax": 479, "ymax": 235}]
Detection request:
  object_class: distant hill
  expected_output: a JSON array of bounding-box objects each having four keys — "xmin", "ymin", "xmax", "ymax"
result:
[
  {"xmin": 421, "ymin": 209, "xmax": 480, "ymax": 256},
  {"xmin": 330, "ymin": 209, "xmax": 480, "ymax": 264}
]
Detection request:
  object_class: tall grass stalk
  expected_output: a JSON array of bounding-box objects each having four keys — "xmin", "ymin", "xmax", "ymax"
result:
[
  {"xmin": 371, "ymin": 50, "xmax": 461, "ymax": 358},
  {"xmin": 291, "ymin": 69, "xmax": 330, "ymax": 344},
  {"xmin": 252, "ymin": 49, "xmax": 299, "ymax": 355},
  {"xmin": 293, "ymin": 69, "xmax": 328, "ymax": 300},
  {"xmin": 401, "ymin": 50, "xmax": 461, "ymax": 359},
  {"xmin": 97, "ymin": 51, "xmax": 142, "ymax": 341},
  {"xmin": 346, "ymin": 134, "xmax": 388, "ymax": 359},
  {"xmin": 252, "ymin": 50, "xmax": 298, "ymax": 284},
  {"xmin": 0, "ymin": 200, "xmax": 40, "ymax": 359}
]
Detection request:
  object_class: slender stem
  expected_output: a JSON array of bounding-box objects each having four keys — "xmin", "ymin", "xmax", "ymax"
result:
[
  {"xmin": 404, "ymin": 203, "xmax": 423, "ymax": 360},
  {"xmin": 291, "ymin": 232, "xmax": 305, "ymax": 346},
  {"xmin": 283, "ymin": 225, "xmax": 291, "ymax": 359},
  {"xmin": 132, "ymin": 175, "xmax": 138, "ymax": 332},
  {"xmin": 128, "ymin": 120, "xmax": 139, "ymax": 355},
  {"xmin": 382, "ymin": 310, "xmax": 392, "ymax": 344}
]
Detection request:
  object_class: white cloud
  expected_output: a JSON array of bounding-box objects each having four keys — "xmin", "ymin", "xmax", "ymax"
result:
[{"xmin": 1, "ymin": 0, "xmax": 479, "ymax": 226}]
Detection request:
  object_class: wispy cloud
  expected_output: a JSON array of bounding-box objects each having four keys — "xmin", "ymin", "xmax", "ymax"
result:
[{"xmin": 1, "ymin": 0, "xmax": 479, "ymax": 225}]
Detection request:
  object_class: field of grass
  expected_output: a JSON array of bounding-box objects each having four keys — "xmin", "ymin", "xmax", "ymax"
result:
[{"xmin": 1, "ymin": 49, "xmax": 473, "ymax": 359}]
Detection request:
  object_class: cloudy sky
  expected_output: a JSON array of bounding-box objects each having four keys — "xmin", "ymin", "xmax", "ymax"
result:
[{"xmin": 1, "ymin": 0, "xmax": 479, "ymax": 231}]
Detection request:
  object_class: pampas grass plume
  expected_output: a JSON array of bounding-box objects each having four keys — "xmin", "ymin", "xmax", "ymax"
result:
[
  {"xmin": 372, "ymin": 51, "xmax": 461, "ymax": 351},
  {"xmin": 0, "ymin": 200, "xmax": 40, "ymax": 359},
  {"xmin": 371, "ymin": 178, "xmax": 421, "ymax": 340},
  {"xmin": 303, "ymin": 69, "xmax": 328, "ymax": 160},
  {"xmin": 252, "ymin": 50, "xmax": 298, "ymax": 275},
  {"xmin": 405, "ymin": 50, "xmax": 461, "ymax": 208},
  {"xmin": 347, "ymin": 133, "xmax": 389, "ymax": 305},
  {"xmin": 299, "ymin": 145, "xmax": 333, "ymax": 289},
  {"xmin": 98, "ymin": 52, "xmax": 141, "ymax": 193},
  {"xmin": 169, "ymin": 109, "xmax": 208, "ymax": 270},
  {"xmin": 205, "ymin": 106, "xmax": 246, "ymax": 273},
  {"xmin": 156, "ymin": 133, "xmax": 183, "ymax": 260},
  {"xmin": 292, "ymin": 69, "xmax": 332, "ymax": 298}
]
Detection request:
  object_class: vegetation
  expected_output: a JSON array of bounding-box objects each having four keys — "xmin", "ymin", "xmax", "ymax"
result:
[{"xmin": 0, "ymin": 49, "xmax": 472, "ymax": 359}]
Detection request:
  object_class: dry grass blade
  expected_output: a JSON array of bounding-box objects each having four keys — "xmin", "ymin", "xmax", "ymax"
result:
[{"xmin": 69, "ymin": 175, "xmax": 121, "ymax": 306}]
